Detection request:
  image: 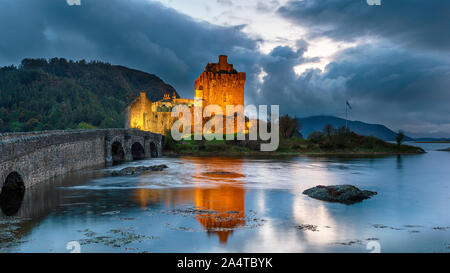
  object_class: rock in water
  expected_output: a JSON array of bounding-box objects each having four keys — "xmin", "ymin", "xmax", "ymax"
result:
[
  {"xmin": 108, "ymin": 165, "xmax": 168, "ymax": 176},
  {"xmin": 303, "ymin": 185, "xmax": 377, "ymax": 204}
]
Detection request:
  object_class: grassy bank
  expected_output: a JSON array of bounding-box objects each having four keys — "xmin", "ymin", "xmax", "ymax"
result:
[{"xmin": 163, "ymin": 131, "xmax": 425, "ymax": 156}]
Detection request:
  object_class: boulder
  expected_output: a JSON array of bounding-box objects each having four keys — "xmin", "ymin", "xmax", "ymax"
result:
[
  {"xmin": 303, "ymin": 184, "xmax": 377, "ymax": 204},
  {"xmin": 107, "ymin": 164, "xmax": 168, "ymax": 176}
]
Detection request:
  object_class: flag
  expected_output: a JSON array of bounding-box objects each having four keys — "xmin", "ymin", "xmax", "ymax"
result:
[{"xmin": 346, "ymin": 100, "xmax": 352, "ymax": 110}]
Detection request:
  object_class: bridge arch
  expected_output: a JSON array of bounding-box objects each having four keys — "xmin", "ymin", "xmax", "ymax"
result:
[
  {"xmin": 131, "ymin": 142, "xmax": 145, "ymax": 160},
  {"xmin": 111, "ymin": 141, "xmax": 125, "ymax": 165},
  {"xmin": 0, "ymin": 171, "xmax": 25, "ymax": 216},
  {"xmin": 150, "ymin": 142, "xmax": 158, "ymax": 158}
]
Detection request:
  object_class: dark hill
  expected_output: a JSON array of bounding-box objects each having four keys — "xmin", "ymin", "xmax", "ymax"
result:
[
  {"xmin": 298, "ymin": 115, "xmax": 413, "ymax": 141},
  {"xmin": 0, "ymin": 58, "xmax": 178, "ymax": 132}
]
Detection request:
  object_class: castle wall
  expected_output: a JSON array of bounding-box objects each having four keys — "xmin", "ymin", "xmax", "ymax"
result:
[
  {"xmin": 127, "ymin": 92, "xmax": 153, "ymax": 131},
  {"xmin": 145, "ymin": 112, "xmax": 178, "ymax": 135}
]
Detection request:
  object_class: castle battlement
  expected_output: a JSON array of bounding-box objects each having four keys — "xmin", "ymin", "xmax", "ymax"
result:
[
  {"xmin": 194, "ymin": 55, "xmax": 246, "ymax": 114},
  {"xmin": 195, "ymin": 71, "xmax": 246, "ymax": 82},
  {"xmin": 203, "ymin": 55, "xmax": 239, "ymax": 74}
]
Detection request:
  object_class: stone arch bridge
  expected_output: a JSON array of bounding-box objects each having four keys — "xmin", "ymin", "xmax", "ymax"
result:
[{"xmin": 0, "ymin": 129, "xmax": 162, "ymax": 200}]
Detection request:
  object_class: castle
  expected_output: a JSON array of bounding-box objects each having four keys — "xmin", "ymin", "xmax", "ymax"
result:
[
  {"xmin": 125, "ymin": 55, "xmax": 246, "ymax": 135},
  {"xmin": 194, "ymin": 55, "xmax": 246, "ymax": 115}
]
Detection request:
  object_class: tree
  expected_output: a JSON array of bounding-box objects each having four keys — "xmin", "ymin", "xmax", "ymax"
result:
[
  {"xmin": 25, "ymin": 118, "xmax": 39, "ymax": 131},
  {"xmin": 396, "ymin": 131, "xmax": 405, "ymax": 146},
  {"xmin": 0, "ymin": 107, "xmax": 8, "ymax": 122},
  {"xmin": 336, "ymin": 126, "xmax": 350, "ymax": 135},
  {"xmin": 163, "ymin": 129, "xmax": 178, "ymax": 151},
  {"xmin": 323, "ymin": 124, "xmax": 335, "ymax": 137},
  {"xmin": 9, "ymin": 121, "xmax": 23, "ymax": 132},
  {"xmin": 308, "ymin": 131, "xmax": 324, "ymax": 143},
  {"xmin": 0, "ymin": 58, "xmax": 177, "ymax": 133},
  {"xmin": 76, "ymin": 122, "xmax": 97, "ymax": 129},
  {"xmin": 279, "ymin": 114, "xmax": 301, "ymax": 139}
]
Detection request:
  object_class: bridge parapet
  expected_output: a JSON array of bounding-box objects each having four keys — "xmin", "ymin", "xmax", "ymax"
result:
[
  {"xmin": 0, "ymin": 129, "xmax": 163, "ymax": 194},
  {"xmin": 104, "ymin": 128, "xmax": 161, "ymax": 165},
  {"xmin": 0, "ymin": 130, "xmax": 79, "ymax": 141}
]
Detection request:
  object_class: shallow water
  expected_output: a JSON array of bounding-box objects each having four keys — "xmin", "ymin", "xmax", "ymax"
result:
[{"xmin": 1, "ymin": 143, "xmax": 449, "ymax": 253}]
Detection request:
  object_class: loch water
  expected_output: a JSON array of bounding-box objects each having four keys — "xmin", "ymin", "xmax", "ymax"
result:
[{"xmin": 1, "ymin": 142, "xmax": 449, "ymax": 253}]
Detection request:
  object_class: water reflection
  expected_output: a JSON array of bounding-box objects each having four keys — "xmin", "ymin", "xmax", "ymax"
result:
[
  {"xmin": 0, "ymin": 172, "xmax": 25, "ymax": 216},
  {"xmin": 3, "ymin": 147, "xmax": 449, "ymax": 253},
  {"xmin": 396, "ymin": 155, "xmax": 403, "ymax": 170},
  {"xmin": 194, "ymin": 183, "xmax": 245, "ymax": 244},
  {"xmin": 0, "ymin": 170, "xmax": 104, "ymax": 249},
  {"xmin": 133, "ymin": 157, "xmax": 246, "ymax": 244}
]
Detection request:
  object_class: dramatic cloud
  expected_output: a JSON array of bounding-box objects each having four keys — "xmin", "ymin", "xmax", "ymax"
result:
[
  {"xmin": 216, "ymin": 0, "xmax": 233, "ymax": 6},
  {"xmin": 272, "ymin": 0, "xmax": 450, "ymax": 137},
  {"xmin": 0, "ymin": 0, "xmax": 260, "ymax": 95},
  {"xmin": 247, "ymin": 39, "xmax": 450, "ymax": 137},
  {"xmin": 279, "ymin": 0, "xmax": 450, "ymax": 52},
  {"xmin": 0, "ymin": 0, "xmax": 449, "ymax": 137}
]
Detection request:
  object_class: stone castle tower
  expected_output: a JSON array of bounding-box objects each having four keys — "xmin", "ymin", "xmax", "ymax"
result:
[
  {"xmin": 125, "ymin": 55, "xmax": 246, "ymax": 135},
  {"xmin": 194, "ymin": 55, "xmax": 246, "ymax": 114}
]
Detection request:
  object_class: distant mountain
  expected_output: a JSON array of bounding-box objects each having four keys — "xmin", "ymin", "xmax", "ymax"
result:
[
  {"xmin": 298, "ymin": 115, "xmax": 413, "ymax": 141},
  {"xmin": 414, "ymin": 138, "xmax": 450, "ymax": 142},
  {"xmin": 0, "ymin": 58, "xmax": 178, "ymax": 132}
]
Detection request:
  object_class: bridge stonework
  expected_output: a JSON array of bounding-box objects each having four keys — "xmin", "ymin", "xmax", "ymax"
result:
[{"xmin": 0, "ymin": 129, "xmax": 162, "ymax": 191}]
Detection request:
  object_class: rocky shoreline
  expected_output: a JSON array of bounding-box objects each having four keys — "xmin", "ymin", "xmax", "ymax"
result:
[{"xmin": 106, "ymin": 165, "xmax": 168, "ymax": 176}]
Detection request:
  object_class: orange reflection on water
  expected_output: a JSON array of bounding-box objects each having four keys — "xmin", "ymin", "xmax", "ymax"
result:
[
  {"xmin": 191, "ymin": 157, "xmax": 246, "ymax": 244},
  {"xmin": 134, "ymin": 187, "xmax": 193, "ymax": 210},
  {"xmin": 194, "ymin": 173, "xmax": 245, "ymax": 243},
  {"xmin": 133, "ymin": 157, "xmax": 246, "ymax": 244}
]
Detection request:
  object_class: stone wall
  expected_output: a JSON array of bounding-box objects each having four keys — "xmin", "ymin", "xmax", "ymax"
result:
[
  {"xmin": 125, "ymin": 92, "xmax": 153, "ymax": 130},
  {"xmin": 145, "ymin": 112, "xmax": 178, "ymax": 136},
  {"xmin": 0, "ymin": 129, "xmax": 162, "ymax": 190},
  {"xmin": 125, "ymin": 92, "xmax": 192, "ymax": 135},
  {"xmin": 0, "ymin": 130, "xmax": 71, "ymax": 141}
]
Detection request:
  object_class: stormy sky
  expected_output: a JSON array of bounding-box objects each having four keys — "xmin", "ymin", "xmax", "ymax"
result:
[{"xmin": 0, "ymin": 0, "xmax": 449, "ymax": 138}]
